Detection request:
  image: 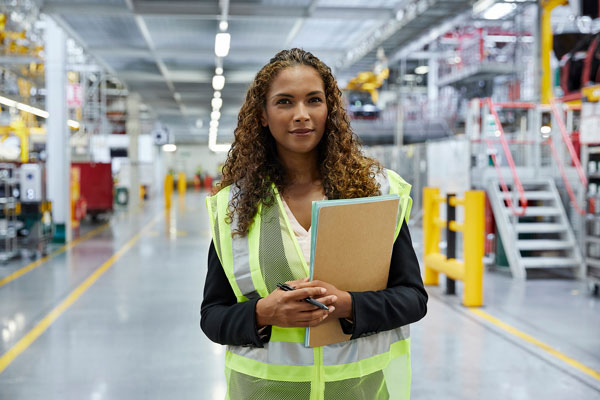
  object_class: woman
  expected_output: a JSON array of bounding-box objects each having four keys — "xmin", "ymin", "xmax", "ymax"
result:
[{"xmin": 201, "ymin": 48, "xmax": 427, "ymax": 399}]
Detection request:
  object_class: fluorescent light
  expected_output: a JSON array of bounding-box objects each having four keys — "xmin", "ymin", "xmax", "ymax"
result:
[
  {"xmin": 415, "ymin": 66, "xmax": 429, "ymax": 75},
  {"xmin": 211, "ymin": 97, "xmax": 223, "ymax": 110},
  {"xmin": 0, "ymin": 96, "xmax": 18, "ymax": 108},
  {"xmin": 219, "ymin": 21, "xmax": 228, "ymax": 31},
  {"xmin": 210, "ymin": 120, "xmax": 219, "ymax": 128},
  {"xmin": 215, "ymin": 33, "xmax": 231, "ymax": 57},
  {"xmin": 482, "ymin": 3, "xmax": 516, "ymax": 20},
  {"xmin": 540, "ymin": 125, "xmax": 551, "ymax": 134},
  {"xmin": 162, "ymin": 144, "xmax": 177, "ymax": 152},
  {"xmin": 211, "ymin": 111, "xmax": 221, "ymax": 120},
  {"xmin": 472, "ymin": 0, "xmax": 496, "ymax": 14},
  {"xmin": 215, "ymin": 67, "xmax": 223, "ymax": 75},
  {"xmin": 212, "ymin": 75, "xmax": 225, "ymax": 90},
  {"xmin": 0, "ymin": 94, "xmax": 80, "ymax": 129},
  {"xmin": 214, "ymin": 91, "xmax": 221, "ymax": 98}
]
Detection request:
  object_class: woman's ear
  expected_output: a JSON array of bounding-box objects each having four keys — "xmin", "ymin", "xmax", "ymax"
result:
[{"xmin": 260, "ymin": 109, "xmax": 268, "ymax": 127}]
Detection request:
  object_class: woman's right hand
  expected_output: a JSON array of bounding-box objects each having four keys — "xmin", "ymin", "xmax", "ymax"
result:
[{"xmin": 256, "ymin": 278, "xmax": 337, "ymax": 328}]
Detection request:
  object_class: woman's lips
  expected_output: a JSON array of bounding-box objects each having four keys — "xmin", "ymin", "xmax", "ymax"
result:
[{"xmin": 290, "ymin": 129, "xmax": 313, "ymax": 136}]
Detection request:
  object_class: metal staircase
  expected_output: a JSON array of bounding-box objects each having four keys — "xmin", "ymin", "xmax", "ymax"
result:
[{"xmin": 487, "ymin": 178, "xmax": 583, "ymax": 279}]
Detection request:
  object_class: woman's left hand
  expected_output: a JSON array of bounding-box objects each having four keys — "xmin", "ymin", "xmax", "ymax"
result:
[{"xmin": 293, "ymin": 280, "xmax": 352, "ymax": 320}]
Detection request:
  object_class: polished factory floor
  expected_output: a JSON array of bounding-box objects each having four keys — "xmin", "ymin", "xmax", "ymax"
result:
[{"xmin": 0, "ymin": 192, "xmax": 598, "ymax": 399}]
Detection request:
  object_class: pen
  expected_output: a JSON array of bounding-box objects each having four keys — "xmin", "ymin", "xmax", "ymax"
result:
[{"xmin": 276, "ymin": 283, "xmax": 330, "ymax": 311}]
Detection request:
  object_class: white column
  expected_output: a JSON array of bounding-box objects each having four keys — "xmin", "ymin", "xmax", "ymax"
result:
[
  {"xmin": 127, "ymin": 93, "xmax": 141, "ymax": 208},
  {"xmin": 45, "ymin": 18, "xmax": 71, "ymax": 243}
]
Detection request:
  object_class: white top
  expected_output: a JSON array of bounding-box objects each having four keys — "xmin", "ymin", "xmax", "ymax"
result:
[{"xmin": 281, "ymin": 196, "xmax": 327, "ymax": 264}]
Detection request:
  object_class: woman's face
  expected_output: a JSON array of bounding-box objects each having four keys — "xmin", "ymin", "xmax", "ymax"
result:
[{"xmin": 261, "ymin": 65, "xmax": 328, "ymax": 158}]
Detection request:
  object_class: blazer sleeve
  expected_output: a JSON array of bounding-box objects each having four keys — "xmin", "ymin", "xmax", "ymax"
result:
[
  {"xmin": 200, "ymin": 241, "xmax": 271, "ymax": 347},
  {"xmin": 346, "ymin": 221, "xmax": 428, "ymax": 339}
]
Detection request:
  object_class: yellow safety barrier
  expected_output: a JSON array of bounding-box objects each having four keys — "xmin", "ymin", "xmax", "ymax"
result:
[
  {"xmin": 164, "ymin": 174, "xmax": 173, "ymax": 209},
  {"xmin": 177, "ymin": 172, "xmax": 186, "ymax": 196},
  {"xmin": 423, "ymin": 187, "xmax": 485, "ymax": 307}
]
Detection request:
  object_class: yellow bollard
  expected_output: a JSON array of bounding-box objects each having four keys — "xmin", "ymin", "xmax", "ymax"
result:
[
  {"xmin": 140, "ymin": 185, "xmax": 145, "ymax": 201},
  {"xmin": 423, "ymin": 187, "xmax": 441, "ymax": 285},
  {"xmin": 177, "ymin": 172, "xmax": 186, "ymax": 196},
  {"xmin": 164, "ymin": 174, "xmax": 173, "ymax": 209},
  {"xmin": 463, "ymin": 190, "xmax": 485, "ymax": 307}
]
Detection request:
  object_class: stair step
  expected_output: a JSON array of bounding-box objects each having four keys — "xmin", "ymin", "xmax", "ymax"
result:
[
  {"xmin": 501, "ymin": 191, "xmax": 554, "ymax": 200},
  {"xmin": 516, "ymin": 223, "xmax": 568, "ymax": 233},
  {"xmin": 505, "ymin": 206, "xmax": 561, "ymax": 216},
  {"xmin": 517, "ymin": 240, "xmax": 574, "ymax": 250},
  {"xmin": 521, "ymin": 257, "xmax": 581, "ymax": 268}
]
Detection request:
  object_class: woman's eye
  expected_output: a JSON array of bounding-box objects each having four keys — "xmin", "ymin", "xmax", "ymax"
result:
[
  {"xmin": 309, "ymin": 97, "xmax": 323, "ymax": 103},
  {"xmin": 276, "ymin": 99, "xmax": 291, "ymax": 105}
]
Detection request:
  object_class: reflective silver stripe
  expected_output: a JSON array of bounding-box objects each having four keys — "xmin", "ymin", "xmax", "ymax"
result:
[
  {"xmin": 229, "ymin": 185, "xmax": 259, "ymax": 299},
  {"xmin": 376, "ymin": 170, "xmax": 390, "ymax": 195},
  {"xmin": 227, "ymin": 341, "xmax": 314, "ymax": 366},
  {"xmin": 322, "ymin": 326, "xmax": 410, "ymax": 366},
  {"xmin": 227, "ymin": 326, "xmax": 409, "ymax": 368}
]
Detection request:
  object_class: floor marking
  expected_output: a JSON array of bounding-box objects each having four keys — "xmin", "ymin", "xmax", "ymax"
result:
[
  {"xmin": 469, "ymin": 308, "xmax": 600, "ymax": 381},
  {"xmin": 0, "ymin": 223, "xmax": 110, "ymax": 288},
  {"xmin": 0, "ymin": 214, "xmax": 161, "ymax": 374}
]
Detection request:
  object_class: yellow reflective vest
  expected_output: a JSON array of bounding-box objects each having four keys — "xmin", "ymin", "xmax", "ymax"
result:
[{"xmin": 206, "ymin": 169, "xmax": 413, "ymax": 400}]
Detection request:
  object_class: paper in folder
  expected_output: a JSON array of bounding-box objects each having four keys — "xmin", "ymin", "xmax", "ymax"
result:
[{"xmin": 305, "ymin": 194, "xmax": 403, "ymax": 348}]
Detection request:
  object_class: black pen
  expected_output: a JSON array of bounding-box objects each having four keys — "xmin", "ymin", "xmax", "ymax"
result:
[{"xmin": 276, "ymin": 283, "xmax": 330, "ymax": 311}]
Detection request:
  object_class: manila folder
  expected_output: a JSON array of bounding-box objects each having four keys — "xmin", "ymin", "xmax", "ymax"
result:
[{"xmin": 307, "ymin": 196, "xmax": 400, "ymax": 347}]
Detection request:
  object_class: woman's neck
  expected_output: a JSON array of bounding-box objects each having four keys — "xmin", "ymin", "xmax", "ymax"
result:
[{"xmin": 278, "ymin": 150, "xmax": 320, "ymax": 185}]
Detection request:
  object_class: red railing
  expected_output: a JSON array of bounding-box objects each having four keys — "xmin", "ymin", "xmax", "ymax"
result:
[
  {"xmin": 549, "ymin": 99, "xmax": 587, "ymax": 215},
  {"xmin": 483, "ymin": 98, "xmax": 528, "ymax": 216}
]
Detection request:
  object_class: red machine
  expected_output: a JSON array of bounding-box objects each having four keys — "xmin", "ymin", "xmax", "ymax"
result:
[{"xmin": 72, "ymin": 162, "xmax": 113, "ymax": 218}]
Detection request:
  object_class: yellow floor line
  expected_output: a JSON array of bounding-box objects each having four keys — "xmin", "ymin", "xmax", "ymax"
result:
[
  {"xmin": 0, "ymin": 223, "xmax": 110, "ymax": 288},
  {"xmin": 0, "ymin": 214, "xmax": 161, "ymax": 374},
  {"xmin": 469, "ymin": 308, "xmax": 600, "ymax": 381}
]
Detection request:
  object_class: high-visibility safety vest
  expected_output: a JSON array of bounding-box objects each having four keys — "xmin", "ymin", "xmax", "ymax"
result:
[{"xmin": 206, "ymin": 169, "xmax": 413, "ymax": 400}]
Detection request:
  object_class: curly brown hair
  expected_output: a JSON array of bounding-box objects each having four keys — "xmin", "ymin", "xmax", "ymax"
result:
[{"xmin": 219, "ymin": 48, "xmax": 382, "ymax": 236}]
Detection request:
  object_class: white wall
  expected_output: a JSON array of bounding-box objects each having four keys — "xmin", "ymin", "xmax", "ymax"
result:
[{"xmin": 164, "ymin": 144, "xmax": 228, "ymax": 180}]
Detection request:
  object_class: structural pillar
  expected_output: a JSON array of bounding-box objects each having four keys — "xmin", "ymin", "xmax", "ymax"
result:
[
  {"xmin": 45, "ymin": 17, "xmax": 71, "ymax": 243},
  {"xmin": 127, "ymin": 93, "xmax": 141, "ymax": 209},
  {"xmin": 427, "ymin": 54, "xmax": 439, "ymax": 119}
]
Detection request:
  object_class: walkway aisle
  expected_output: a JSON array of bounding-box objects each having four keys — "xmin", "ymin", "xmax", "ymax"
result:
[{"xmin": 0, "ymin": 194, "xmax": 225, "ymax": 399}]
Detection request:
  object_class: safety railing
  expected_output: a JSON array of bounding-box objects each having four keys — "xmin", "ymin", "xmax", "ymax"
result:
[
  {"xmin": 423, "ymin": 187, "xmax": 485, "ymax": 307},
  {"xmin": 549, "ymin": 99, "xmax": 587, "ymax": 215},
  {"xmin": 483, "ymin": 98, "xmax": 528, "ymax": 216}
]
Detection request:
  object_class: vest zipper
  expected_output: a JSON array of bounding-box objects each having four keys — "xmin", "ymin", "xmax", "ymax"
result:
[{"xmin": 311, "ymin": 346, "xmax": 324, "ymax": 400}]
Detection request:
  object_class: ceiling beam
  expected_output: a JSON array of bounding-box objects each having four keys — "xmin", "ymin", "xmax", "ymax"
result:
[{"xmin": 42, "ymin": 1, "xmax": 394, "ymax": 20}]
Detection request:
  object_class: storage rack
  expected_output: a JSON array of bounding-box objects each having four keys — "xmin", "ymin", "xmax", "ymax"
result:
[
  {"xmin": 582, "ymin": 145, "xmax": 600, "ymax": 295},
  {"xmin": 0, "ymin": 163, "xmax": 19, "ymax": 262}
]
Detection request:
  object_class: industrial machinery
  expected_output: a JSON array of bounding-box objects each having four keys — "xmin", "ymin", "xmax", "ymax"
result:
[{"xmin": 72, "ymin": 162, "xmax": 113, "ymax": 220}]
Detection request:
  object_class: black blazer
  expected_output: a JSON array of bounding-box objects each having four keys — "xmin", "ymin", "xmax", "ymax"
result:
[{"xmin": 201, "ymin": 221, "xmax": 428, "ymax": 347}]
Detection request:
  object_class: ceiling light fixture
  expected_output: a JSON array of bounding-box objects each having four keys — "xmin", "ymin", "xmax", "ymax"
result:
[
  {"xmin": 219, "ymin": 21, "xmax": 228, "ymax": 31},
  {"xmin": 212, "ymin": 75, "xmax": 225, "ymax": 91},
  {"xmin": 215, "ymin": 67, "xmax": 223, "ymax": 75},
  {"xmin": 211, "ymin": 97, "xmax": 223, "ymax": 110},
  {"xmin": 215, "ymin": 32, "xmax": 231, "ymax": 57},
  {"xmin": 415, "ymin": 66, "xmax": 429, "ymax": 75},
  {"xmin": 0, "ymin": 95, "xmax": 79, "ymax": 129},
  {"xmin": 214, "ymin": 91, "xmax": 221, "ymax": 99},
  {"xmin": 210, "ymin": 120, "xmax": 219, "ymax": 128},
  {"xmin": 211, "ymin": 111, "xmax": 221, "ymax": 120},
  {"xmin": 162, "ymin": 144, "xmax": 177, "ymax": 152}
]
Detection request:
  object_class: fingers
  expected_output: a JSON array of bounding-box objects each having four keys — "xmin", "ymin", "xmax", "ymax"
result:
[
  {"xmin": 285, "ymin": 287, "xmax": 326, "ymax": 301},
  {"xmin": 313, "ymin": 295, "xmax": 337, "ymax": 306},
  {"xmin": 285, "ymin": 277, "xmax": 309, "ymax": 288}
]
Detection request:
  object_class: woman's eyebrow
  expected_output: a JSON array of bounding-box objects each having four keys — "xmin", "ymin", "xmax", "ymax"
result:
[
  {"xmin": 306, "ymin": 91, "xmax": 325, "ymax": 96},
  {"xmin": 271, "ymin": 93, "xmax": 294, "ymax": 99}
]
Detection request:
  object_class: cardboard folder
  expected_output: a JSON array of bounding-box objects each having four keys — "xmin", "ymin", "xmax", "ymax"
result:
[{"xmin": 306, "ymin": 195, "xmax": 402, "ymax": 347}]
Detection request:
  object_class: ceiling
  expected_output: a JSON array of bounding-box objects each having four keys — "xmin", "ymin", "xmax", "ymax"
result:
[{"xmin": 39, "ymin": 0, "xmax": 474, "ymax": 144}]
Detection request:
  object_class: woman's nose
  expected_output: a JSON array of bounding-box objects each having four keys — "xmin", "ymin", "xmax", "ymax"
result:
[{"xmin": 293, "ymin": 104, "xmax": 310, "ymax": 122}]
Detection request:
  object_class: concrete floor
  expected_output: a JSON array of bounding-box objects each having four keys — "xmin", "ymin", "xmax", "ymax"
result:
[{"xmin": 0, "ymin": 192, "xmax": 598, "ymax": 399}]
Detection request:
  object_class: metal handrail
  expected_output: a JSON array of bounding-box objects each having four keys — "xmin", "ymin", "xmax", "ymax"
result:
[
  {"xmin": 545, "ymin": 99, "xmax": 586, "ymax": 215},
  {"xmin": 549, "ymin": 99, "xmax": 588, "ymax": 186},
  {"xmin": 545, "ymin": 138, "xmax": 586, "ymax": 215},
  {"xmin": 483, "ymin": 98, "xmax": 528, "ymax": 216}
]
